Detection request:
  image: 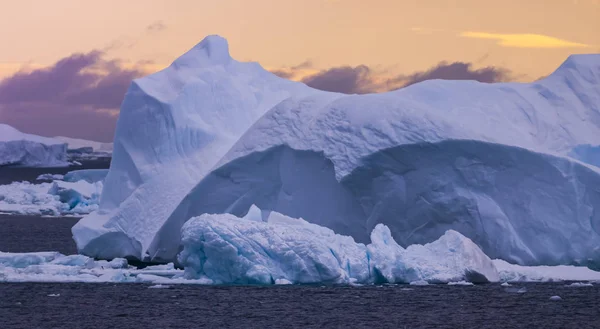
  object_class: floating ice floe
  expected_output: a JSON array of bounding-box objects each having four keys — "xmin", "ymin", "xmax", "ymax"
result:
[
  {"xmin": 0, "ymin": 178, "xmax": 103, "ymax": 216},
  {"xmin": 0, "ymin": 252, "xmax": 189, "ymax": 284}
]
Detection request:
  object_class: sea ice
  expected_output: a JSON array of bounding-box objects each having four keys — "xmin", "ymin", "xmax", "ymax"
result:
[
  {"xmin": 0, "ymin": 179, "xmax": 102, "ymax": 216},
  {"xmin": 178, "ymin": 209, "xmax": 500, "ymax": 284}
]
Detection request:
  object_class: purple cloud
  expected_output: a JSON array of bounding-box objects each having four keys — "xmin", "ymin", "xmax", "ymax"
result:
[
  {"xmin": 275, "ymin": 61, "xmax": 511, "ymax": 94},
  {"xmin": 301, "ymin": 65, "xmax": 377, "ymax": 94},
  {"xmin": 146, "ymin": 21, "xmax": 167, "ymax": 33},
  {"xmin": 0, "ymin": 51, "xmax": 145, "ymax": 142},
  {"xmin": 398, "ymin": 62, "xmax": 510, "ymax": 88}
]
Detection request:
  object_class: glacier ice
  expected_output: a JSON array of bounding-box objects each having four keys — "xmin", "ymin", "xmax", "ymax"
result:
[
  {"xmin": 72, "ymin": 35, "xmax": 600, "ymax": 268},
  {"xmin": 152, "ymin": 54, "xmax": 600, "ymax": 265},
  {"xmin": 0, "ymin": 124, "xmax": 69, "ymax": 167},
  {"xmin": 63, "ymin": 169, "xmax": 109, "ymax": 183},
  {"xmin": 54, "ymin": 136, "xmax": 113, "ymax": 154},
  {"xmin": 178, "ymin": 209, "xmax": 500, "ymax": 284},
  {"xmin": 72, "ymin": 35, "xmax": 316, "ymax": 261},
  {"xmin": 0, "ymin": 178, "xmax": 103, "ymax": 216}
]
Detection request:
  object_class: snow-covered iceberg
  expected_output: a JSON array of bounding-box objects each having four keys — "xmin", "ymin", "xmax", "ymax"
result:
[
  {"xmin": 0, "ymin": 124, "xmax": 69, "ymax": 167},
  {"xmin": 73, "ymin": 35, "xmax": 600, "ymax": 267},
  {"xmin": 179, "ymin": 209, "xmax": 499, "ymax": 284},
  {"xmin": 54, "ymin": 136, "xmax": 113, "ymax": 154},
  {"xmin": 72, "ymin": 35, "xmax": 316, "ymax": 261}
]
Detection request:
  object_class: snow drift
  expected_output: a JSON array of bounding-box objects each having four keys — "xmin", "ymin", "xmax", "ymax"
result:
[
  {"xmin": 0, "ymin": 124, "xmax": 69, "ymax": 167},
  {"xmin": 73, "ymin": 35, "xmax": 600, "ymax": 267}
]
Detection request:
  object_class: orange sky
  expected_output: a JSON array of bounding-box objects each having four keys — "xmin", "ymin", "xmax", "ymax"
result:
[
  {"xmin": 0, "ymin": 0, "xmax": 598, "ymax": 141},
  {"xmin": 1, "ymin": 0, "xmax": 599, "ymax": 80}
]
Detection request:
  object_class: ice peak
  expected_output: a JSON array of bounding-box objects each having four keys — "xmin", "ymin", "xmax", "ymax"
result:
[
  {"xmin": 549, "ymin": 54, "xmax": 600, "ymax": 80},
  {"xmin": 172, "ymin": 35, "xmax": 232, "ymax": 68}
]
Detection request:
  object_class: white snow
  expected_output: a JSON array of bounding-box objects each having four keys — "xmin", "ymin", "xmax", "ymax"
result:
[
  {"xmin": 54, "ymin": 136, "xmax": 113, "ymax": 154},
  {"xmin": 72, "ymin": 34, "xmax": 600, "ymax": 269},
  {"xmin": 0, "ymin": 179, "xmax": 102, "ymax": 216},
  {"xmin": 0, "ymin": 124, "xmax": 69, "ymax": 167},
  {"xmin": 177, "ymin": 209, "xmax": 500, "ymax": 284}
]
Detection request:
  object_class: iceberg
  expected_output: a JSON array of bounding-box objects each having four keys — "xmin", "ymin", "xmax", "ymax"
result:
[
  {"xmin": 0, "ymin": 179, "xmax": 102, "ymax": 216},
  {"xmin": 73, "ymin": 35, "xmax": 600, "ymax": 267},
  {"xmin": 178, "ymin": 209, "xmax": 500, "ymax": 284},
  {"xmin": 72, "ymin": 35, "xmax": 316, "ymax": 261},
  {"xmin": 153, "ymin": 53, "xmax": 600, "ymax": 265},
  {"xmin": 54, "ymin": 136, "xmax": 113, "ymax": 154},
  {"xmin": 0, "ymin": 124, "xmax": 68, "ymax": 167},
  {"xmin": 63, "ymin": 169, "xmax": 109, "ymax": 183}
]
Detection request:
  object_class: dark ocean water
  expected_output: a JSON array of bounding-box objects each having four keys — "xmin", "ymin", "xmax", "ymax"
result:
[
  {"xmin": 1, "ymin": 165, "xmax": 600, "ymax": 328},
  {"xmin": 2, "ymin": 214, "xmax": 599, "ymax": 329}
]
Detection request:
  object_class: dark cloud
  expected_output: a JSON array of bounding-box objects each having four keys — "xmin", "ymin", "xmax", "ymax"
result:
[
  {"xmin": 398, "ymin": 62, "xmax": 510, "ymax": 88},
  {"xmin": 275, "ymin": 60, "xmax": 511, "ymax": 94},
  {"xmin": 0, "ymin": 51, "xmax": 145, "ymax": 142},
  {"xmin": 270, "ymin": 69, "xmax": 294, "ymax": 79},
  {"xmin": 146, "ymin": 21, "xmax": 167, "ymax": 33},
  {"xmin": 301, "ymin": 65, "xmax": 377, "ymax": 94}
]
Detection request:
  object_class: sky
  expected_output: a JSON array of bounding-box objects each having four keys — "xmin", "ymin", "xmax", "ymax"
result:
[{"xmin": 0, "ymin": 0, "xmax": 598, "ymax": 142}]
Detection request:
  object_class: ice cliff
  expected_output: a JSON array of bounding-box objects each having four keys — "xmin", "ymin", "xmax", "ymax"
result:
[
  {"xmin": 0, "ymin": 124, "xmax": 69, "ymax": 167},
  {"xmin": 73, "ymin": 35, "xmax": 600, "ymax": 267}
]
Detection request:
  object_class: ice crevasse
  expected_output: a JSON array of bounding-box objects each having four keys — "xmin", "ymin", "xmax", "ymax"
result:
[{"xmin": 73, "ymin": 35, "xmax": 600, "ymax": 267}]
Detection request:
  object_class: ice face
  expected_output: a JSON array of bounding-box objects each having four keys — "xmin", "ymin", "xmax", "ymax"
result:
[
  {"xmin": 151, "ymin": 53, "xmax": 600, "ymax": 265},
  {"xmin": 72, "ymin": 35, "xmax": 317, "ymax": 261},
  {"xmin": 71, "ymin": 34, "xmax": 600, "ymax": 266},
  {"xmin": 178, "ymin": 210, "xmax": 500, "ymax": 284},
  {"xmin": 0, "ymin": 124, "xmax": 68, "ymax": 167}
]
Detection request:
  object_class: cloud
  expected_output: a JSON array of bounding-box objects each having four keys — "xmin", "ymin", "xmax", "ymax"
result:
[
  {"xmin": 459, "ymin": 31, "xmax": 592, "ymax": 48},
  {"xmin": 396, "ymin": 61, "xmax": 511, "ymax": 88},
  {"xmin": 0, "ymin": 51, "xmax": 146, "ymax": 142},
  {"xmin": 276, "ymin": 61, "xmax": 511, "ymax": 94},
  {"xmin": 146, "ymin": 21, "xmax": 167, "ymax": 34},
  {"xmin": 301, "ymin": 65, "xmax": 379, "ymax": 94}
]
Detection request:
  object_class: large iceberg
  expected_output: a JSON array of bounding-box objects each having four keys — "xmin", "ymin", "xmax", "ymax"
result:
[
  {"xmin": 179, "ymin": 209, "xmax": 500, "ymax": 284},
  {"xmin": 54, "ymin": 136, "xmax": 113, "ymax": 154},
  {"xmin": 73, "ymin": 35, "xmax": 600, "ymax": 267},
  {"xmin": 72, "ymin": 35, "xmax": 316, "ymax": 260},
  {"xmin": 0, "ymin": 124, "xmax": 69, "ymax": 167}
]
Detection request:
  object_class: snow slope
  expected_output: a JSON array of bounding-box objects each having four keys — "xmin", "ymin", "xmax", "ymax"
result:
[
  {"xmin": 54, "ymin": 136, "xmax": 113, "ymax": 154},
  {"xmin": 0, "ymin": 124, "xmax": 69, "ymax": 167},
  {"xmin": 73, "ymin": 34, "xmax": 600, "ymax": 266},
  {"xmin": 72, "ymin": 36, "xmax": 317, "ymax": 260}
]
